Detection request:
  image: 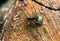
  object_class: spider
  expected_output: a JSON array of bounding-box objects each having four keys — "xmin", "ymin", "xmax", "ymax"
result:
[{"xmin": 26, "ymin": 16, "xmax": 43, "ymax": 27}]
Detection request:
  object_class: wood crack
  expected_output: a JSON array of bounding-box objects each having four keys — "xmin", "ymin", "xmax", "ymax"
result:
[{"xmin": 32, "ymin": 0, "xmax": 60, "ymax": 11}]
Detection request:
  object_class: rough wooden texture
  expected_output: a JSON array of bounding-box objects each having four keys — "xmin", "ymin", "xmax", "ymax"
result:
[{"xmin": 3, "ymin": 0, "xmax": 60, "ymax": 41}]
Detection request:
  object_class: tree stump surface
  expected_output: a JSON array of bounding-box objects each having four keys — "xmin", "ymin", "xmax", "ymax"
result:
[{"xmin": 2, "ymin": 0, "xmax": 60, "ymax": 41}]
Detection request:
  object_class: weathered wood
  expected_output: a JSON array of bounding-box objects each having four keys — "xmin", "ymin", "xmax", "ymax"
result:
[{"xmin": 2, "ymin": 0, "xmax": 60, "ymax": 41}]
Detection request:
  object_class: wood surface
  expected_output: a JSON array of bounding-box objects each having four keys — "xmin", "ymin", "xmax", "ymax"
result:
[{"xmin": 2, "ymin": 0, "xmax": 60, "ymax": 41}]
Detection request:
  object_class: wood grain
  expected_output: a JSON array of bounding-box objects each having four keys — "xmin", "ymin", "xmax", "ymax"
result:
[{"xmin": 3, "ymin": 0, "xmax": 60, "ymax": 41}]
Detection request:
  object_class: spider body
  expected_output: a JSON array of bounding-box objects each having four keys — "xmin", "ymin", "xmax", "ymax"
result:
[{"xmin": 27, "ymin": 16, "xmax": 43, "ymax": 27}]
